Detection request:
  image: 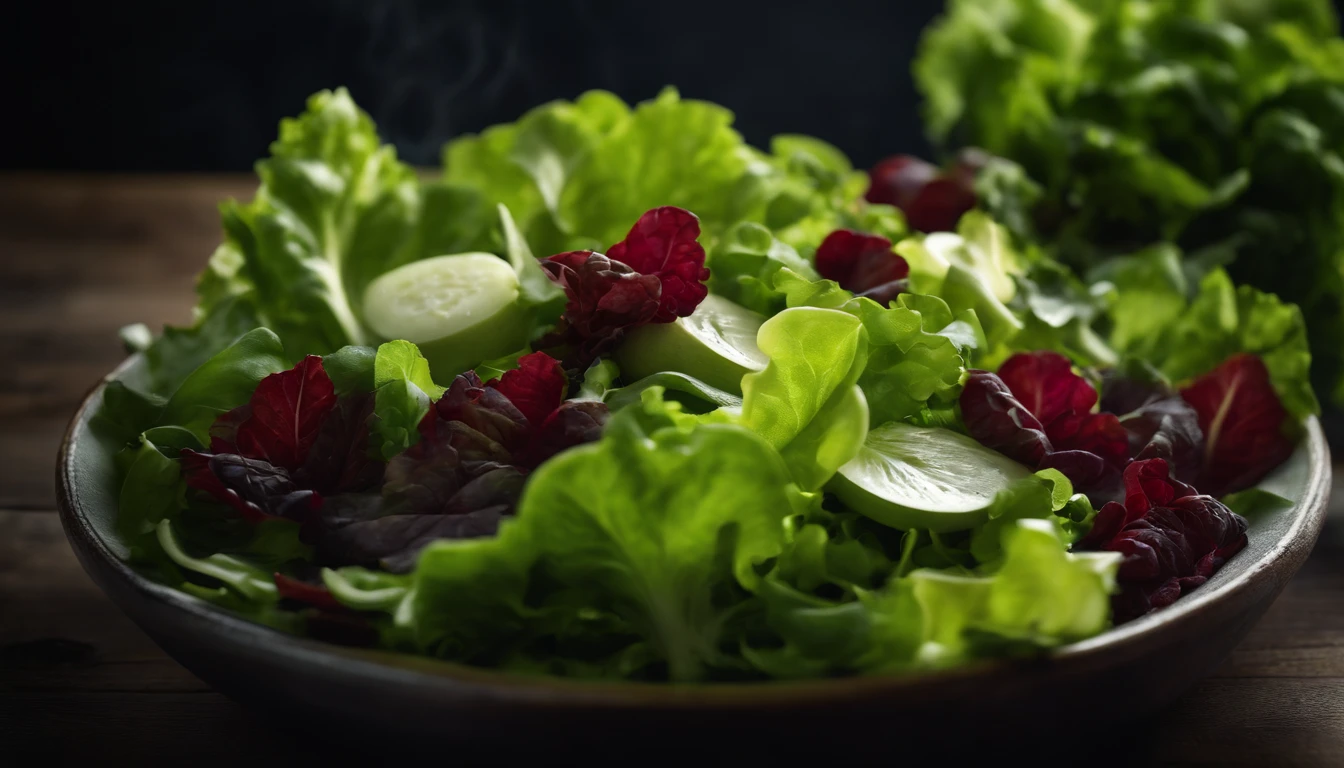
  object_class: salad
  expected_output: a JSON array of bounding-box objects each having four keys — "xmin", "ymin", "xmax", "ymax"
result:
[{"xmin": 99, "ymin": 3, "xmax": 1325, "ymax": 684}]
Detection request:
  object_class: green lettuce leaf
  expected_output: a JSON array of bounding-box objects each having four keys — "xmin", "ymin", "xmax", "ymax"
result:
[
  {"xmin": 708, "ymin": 222, "xmax": 819, "ymax": 316},
  {"xmin": 968, "ymin": 469, "xmax": 1095, "ymax": 564},
  {"xmin": 127, "ymin": 88, "xmax": 499, "ymax": 411},
  {"xmin": 371, "ymin": 339, "xmax": 445, "ymax": 459},
  {"xmin": 915, "ymin": 0, "xmax": 1344, "ymax": 404},
  {"xmin": 443, "ymin": 90, "xmax": 630, "ymax": 252},
  {"xmin": 560, "ymin": 87, "xmax": 768, "ymax": 248},
  {"xmin": 761, "ymin": 134, "xmax": 906, "ymax": 254},
  {"xmin": 321, "ymin": 345, "xmax": 377, "ymax": 395},
  {"xmin": 751, "ymin": 518, "xmax": 1118, "ymax": 676},
  {"xmin": 402, "ymin": 390, "xmax": 799, "ymax": 681},
  {"xmin": 739, "ymin": 307, "xmax": 870, "ymax": 489},
  {"xmin": 162, "ymin": 328, "xmax": 289, "ymax": 441},
  {"xmin": 772, "ymin": 270, "xmax": 978, "ymax": 427},
  {"xmin": 116, "ymin": 427, "xmax": 200, "ymax": 540}
]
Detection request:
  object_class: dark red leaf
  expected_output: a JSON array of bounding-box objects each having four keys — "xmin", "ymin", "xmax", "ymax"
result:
[
  {"xmin": 541, "ymin": 250, "xmax": 663, "ymax": 363},
  {"xmin": 865, "ymin": 155, "xmax": 939, "ymax": 209},
  {"xmin": 903, "ymin": 177, "xmax": 977, "ymax": 233},
  {"xmin": 1045, "ymin": 410, "xmax": 1129, "ymax": 468},
  {"xmin": 540, "ymin": 208, "xmax": 711, "ymax": 371},
  {"xmin": 1125, "ymin": 400, "xmax": 1204, "ymax": 484},
  {"xmin": 209, "ymin": 404, "xmax": 249, "ymax": 454},
  {"xmin": 518, "ymin": 400, "xmax": 610, "ymax": 469},
  {"xmin": 998, "ymin": 351, "xmax": 1097, "ymax": 430},
  {"xmin": 855, "ymin": 279, "xmax": 910, "ymax": 307},
  {"xmin": 430, "ymin": 371, "xmax": 530, "ymax": 452},
  {"xmin": 1038, "ymin": 450, "xmax": 1118, "ymax": 498},
  {"xmin": 606, "ymin": 206, "xmax": 710, "ymax": 322},
  {"xmin": 308, "ymin": 361, "xmax": 608, "ymax": 572},
  {"xmin": 235, "ymin": 356, "xmax": 338, "ymax": 472},
  {"xmin": 1099, "ymin": 368, "xmax": 1205, "ymax": 485},
  {"xmin": 959, "ymin": 370, "xmax": 1053, "ymax": 467},
  {"xmin": 385, "ymin": 420, "xmax": 519, "ymax": 515},
  {"xmin": 487, "ymin": 351, "xmax": 567, "ymax": 428},
  {"xmin": 964, "ymin": 354, "xmax": 1132, "ymax": 498},
  {"xmin": 298, "ymin": 391, "xmax": 383, "ymax": 495},
  {"xmin": 1180, "ymin": 354, "xmax": 1295, "ymax": 497},
  {"xmin": 315, "ymin": 405, "xmax": 527, "ymax": 572},
  {"xmin": 181, "ymin": 450, "xmax": 322, "ymax": 525},
  {"xmin": 814, "ymin": 230, "xmax": 910, "ymax": 300},
  {"xmin": 318, "ymin": 498, "xmax": 508, "ymax": 574},
  {"xmin": 1077, "ymin": 458, "xmax": 1247, "ymax": 622},
  {"xmin": 274, "ymin": 572, "xmax": 345, "ymax": 611},
  {"xmin": 1098, "ymin": 368, "xmax": 1169, "ymax": 415}
]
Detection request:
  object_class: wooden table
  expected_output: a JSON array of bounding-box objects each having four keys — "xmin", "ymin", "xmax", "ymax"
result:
[{"xmin": 1, "ymin": 175, "xmax": 1342, "ymax": 765}]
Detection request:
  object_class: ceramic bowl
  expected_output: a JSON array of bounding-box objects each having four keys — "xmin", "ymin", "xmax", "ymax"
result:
[{"xmin": 58, "ymin": 360, "xmax": 1331, "ymax": 759}]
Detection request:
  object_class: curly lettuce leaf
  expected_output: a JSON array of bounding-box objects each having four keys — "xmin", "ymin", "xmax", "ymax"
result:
[
  {"xmin": 763, "ymin": 134, "xmax": 907, "ymax": 254},
  {"xmin": 560, "ymin": 88, "xmax": 768, "ymax": 249},
  {"xmin": 772, "ymin": 269, "xmax": 979, "ymax": 427},
  {"xmin": 707, "ymin": 222, "xmax": 819, "ymax": 316},
  {"xmin": 444, "ymin": 90, "xmax": 630, "ymax": 250},
  {"xmin": 398, "ymin": 390, "xmax": 799, "ymax": 680},
  {"xmin": 751, "ymin": 518, "xmax": 1118, "ymax": 676}
]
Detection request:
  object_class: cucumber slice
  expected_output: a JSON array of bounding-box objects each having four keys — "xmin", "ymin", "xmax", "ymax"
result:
[
  {"xmin": 362, "ymin": 253, "xmax": 529, "ymax": 379},
  {"xmin": 615, "ymin": 294, "xmax": 769, "ymax": 394},
  {"xmin": 830, "ymin": 421, "xmax": 1031, "ymax": 532}
]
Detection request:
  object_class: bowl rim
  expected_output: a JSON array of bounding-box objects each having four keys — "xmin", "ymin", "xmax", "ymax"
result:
[{"xmin": 57, "ymin": 357, "xmax": 1333, "ymax": 710}]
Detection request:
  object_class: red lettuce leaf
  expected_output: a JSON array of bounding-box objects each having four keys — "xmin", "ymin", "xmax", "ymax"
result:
[
  {"xmin": 298, "ymin": 391, "xmax": 382, "ymax": 495},
  {"xmin": 487, "ymin": 351, "xmax": 567, "ymax": 428},
  {"xmin": 429, "ymin": 371, "xmax": 531, "ymax": 452},
  {"xmin": 387, "ymin": 419, "xmax": 520, "ymax": 515},
  {"xmin": 1037, "ymin": 450, "xmax": 1118, "ymax": 496},
  {"xmin": 181, "ymin": 450, "xmax": 322, "ymax": 525},
  {"xmin": 962, "ymin": 354, "xmax": 1125, "ymax": 498},
  {"xmin": 517, "ymin": 399, "xmax": 610, "ymax": 469},
  {"xmin": 313, "ymin": 392, "xmax": 528, "ymax": 572},
  {"xmin": 814, "ymin": 229, "xmax": 910, "ymax": 302},
  {"xmin": 605, "ymin": 206, "xmax": 710, "ymax": 321},
  {"xmin": 1045, "ymin": 410, "xmax": 1128, "ymax": 468},
  {"xmin": 235, "ymin": 356, "xmax": 337, "ymax": 472},
  {"xmin": 540, "ymin": 207, "xmax": 710, "ymax": 370},
  {"xmin": 959, "ymin": 369, "xmax": 1053, "ymax": 467},
  {"xmin": 1078, "ymin": 459, "xmax": 1247, "ymax": 622},
  {"xmin": 1180, "ymin": 354, "xmax": 1295, "ymax": 497},
  {"xmin": 318, "ymin": 498, "xmax": 508, "ymax": 574},
  {"xmin": 903, "ymin": 176, "xmax": 977, "ymax": 234},
  {"xmin": 541, "ymin": 251, "xmax": 662, "ymax": 363},
  {"xmin": 273, "ymin": 572, "xmax": 345, "ymax": 611},
  {"xmin": 865, "ymin": 155, "xmax": 939, "ymax": 209},
  {"xmin": 208, "ymin": 404, "xmax": 249, "ymax": 454},
  {"xmin": 998, "ymin": 351, "xmax": 1097, "ymax": 429}
]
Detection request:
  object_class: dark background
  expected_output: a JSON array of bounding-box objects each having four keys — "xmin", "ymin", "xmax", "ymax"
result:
[{"xmin": 5, "ymin": 0, "xmax": 946, "ymax": 172}]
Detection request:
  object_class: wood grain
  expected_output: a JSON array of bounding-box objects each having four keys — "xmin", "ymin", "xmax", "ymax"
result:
[
  {"xmin": 0, "ymin": 174, "xmax": 252, "ymax": 509},
  {"xmin": 1, "ymin": 175, "xmax": 1342, "ymax": 764}
]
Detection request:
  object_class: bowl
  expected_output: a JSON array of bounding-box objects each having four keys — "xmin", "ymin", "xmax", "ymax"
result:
[{"xmin": 57, "ymin": 359, "xmax": 1331, "ymax": 759}]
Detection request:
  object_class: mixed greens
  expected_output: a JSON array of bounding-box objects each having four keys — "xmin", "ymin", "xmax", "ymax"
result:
[{"xmin": 100, "ymin": 4, "xmax": 1328, "ymax": 682}]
